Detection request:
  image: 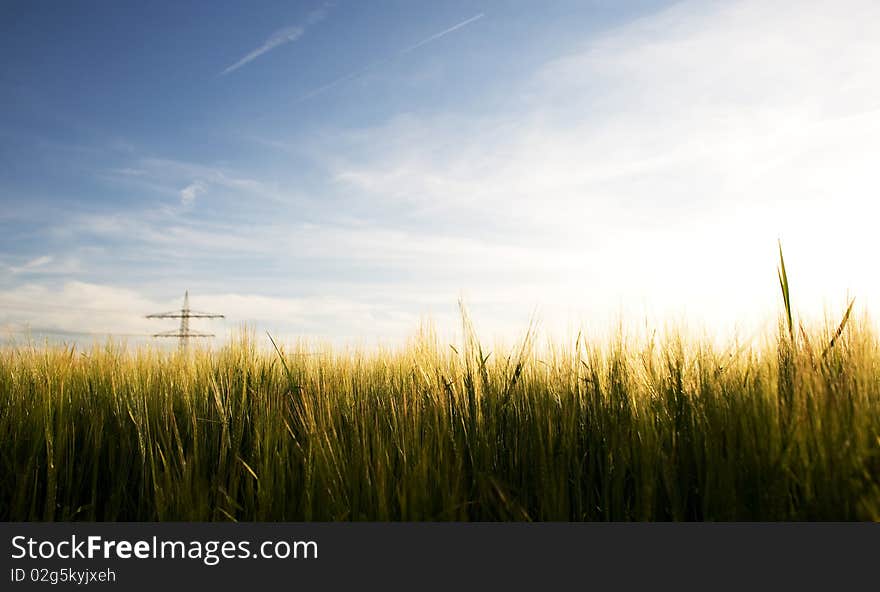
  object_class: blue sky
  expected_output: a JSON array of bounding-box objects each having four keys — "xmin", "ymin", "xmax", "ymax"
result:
[{"xmin": 2, "ymin": 0, "xmax": 879, "ymax": 346}]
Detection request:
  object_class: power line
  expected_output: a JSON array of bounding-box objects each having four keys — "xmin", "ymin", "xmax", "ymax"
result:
[
  {"xmin": 0, "ymin": 298, "xmax": 235, "ymax": 318},
  {"xmin": 146, "ymin": 290, "xmax": 224, "ymax": 350},
  {"xmin": 1, "ymin": 329, "xmax": 153, "ymax": 337},
  {"xmin": 0, "ymin": 299, "xmax": 144, "ymax": 315}
]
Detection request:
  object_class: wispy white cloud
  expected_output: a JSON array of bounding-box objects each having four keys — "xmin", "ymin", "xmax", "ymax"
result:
[
  {"xmin": 3, "ymin": 255, "xmax": 81, "ymax": 276},
  {"xmin": 10, "ymin": 255, "xmax": 53, "ymax": 273},
  {"xmin": 220, "ymin": 6, "xmax": 329, "ymax": 75},
  {"xmin": 179, "ymin": 180, "xmax": 206, "ymax": 205},
  {"xmin": 101, "ymin": 156, "xmax": 308, "ymax": 207}
]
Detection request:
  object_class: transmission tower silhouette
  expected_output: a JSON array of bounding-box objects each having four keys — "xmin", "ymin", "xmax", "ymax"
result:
[{"xmin": 146, "ymin": 290, "xmax": 224, "ymax": 350}]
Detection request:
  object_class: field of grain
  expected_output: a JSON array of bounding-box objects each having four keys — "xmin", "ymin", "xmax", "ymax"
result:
[
  {"xmin": 0, "ymin": 252, "xmax": 877, "ymax": 521},
  {"xmin": 2, "ymin": 289, "xmax": 880, "ymax": 521}
]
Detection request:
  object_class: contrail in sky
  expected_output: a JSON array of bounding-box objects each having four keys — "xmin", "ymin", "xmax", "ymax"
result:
[
  {"xmin": 400, "ymin": 13, "xmax": 485, "ymax": 54},
  {"xmin": 294, "ymin": 13, "xmax": 486, "ymax": 103},
  {"xmin": 221, "ymin": 26, "xmax": 307, "ymax": 76},
  {"xmin": 221, "ymin": 7, "xmax": 329, "ymax": 76}
]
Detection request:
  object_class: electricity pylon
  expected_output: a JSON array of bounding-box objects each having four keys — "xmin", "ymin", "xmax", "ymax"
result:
[{"xmin": 146, "ymin": 290, "xmax": 224, "ymax": 350}]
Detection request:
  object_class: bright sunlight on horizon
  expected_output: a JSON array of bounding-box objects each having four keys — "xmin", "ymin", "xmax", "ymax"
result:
[{"xmin": 2, "ymin": 0, "xmax": 879, "ymax": 347}]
